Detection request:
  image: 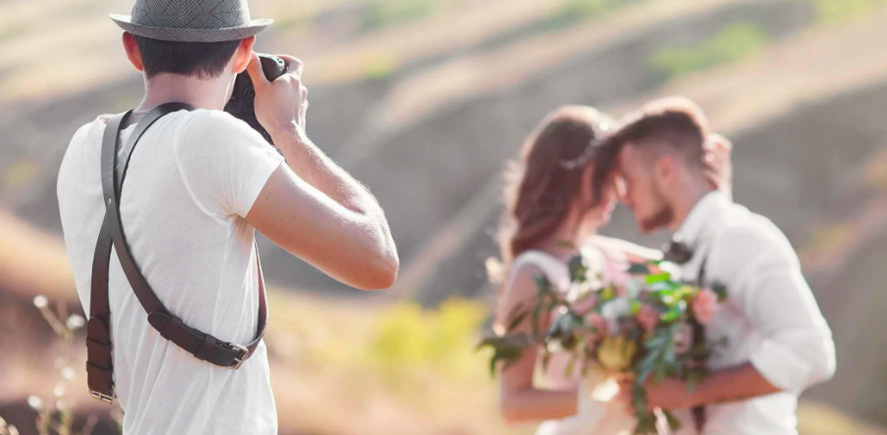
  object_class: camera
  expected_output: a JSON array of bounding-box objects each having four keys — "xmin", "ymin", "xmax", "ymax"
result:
[{"xmin": 224, "ymin": 53, "xmax": 288, "ymax": 144}]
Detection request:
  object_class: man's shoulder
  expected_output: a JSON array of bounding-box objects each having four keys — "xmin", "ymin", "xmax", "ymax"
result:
[
  {"xmin": 59, "ymin": 116, "xmax": 107, "ymax": 176},
  {"xmin": 179, "ymin": 109, "xmax": 257, "ymax": 138},
  {"xmin": 709, "ymin": 202, "xmax": 796, "ymax": 261}
]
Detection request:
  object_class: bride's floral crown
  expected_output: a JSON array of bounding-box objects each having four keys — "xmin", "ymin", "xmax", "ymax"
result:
[{"xmin": 558, "ymin": 121, "xmax": 612, "ymax": 170}]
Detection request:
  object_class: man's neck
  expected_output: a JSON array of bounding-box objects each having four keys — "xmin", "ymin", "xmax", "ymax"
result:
[
  {"xmin": 136, "ymin": 73, "xmax": 233, "ymax": 113},
  {"xmin": 668, "ymin": 181, "xmax": 715, "ymax": 232}
]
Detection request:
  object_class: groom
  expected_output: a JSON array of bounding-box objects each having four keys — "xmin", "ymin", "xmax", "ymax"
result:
[{"xmin": 606, "ymin": 97, "xmax": 835, "ymax": 433}]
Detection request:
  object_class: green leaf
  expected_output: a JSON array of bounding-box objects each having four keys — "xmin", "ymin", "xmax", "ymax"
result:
[
  {"xmin": 712, "ymin": 283, "xmax": 728, "ymax": 302},
  {"xmin": 568, "ymin": 255, "xmax": 588, "ymax": 283},
  {"xmin": 628, "ymin": 262, "xmax": 651, "ymax": 275},
  {"xmin": 663, "ymin": 409, "xmax": 683, "ymax": 431},
  {"xmin": 646, "ymin": 272, "xmax": 671, "ymax": 284},
  {"xmin": 507, "ymin": 308, "xmax": 530, "ymax": 332},
  {"xmin": 565, "ymin": 352, "xmax": 577, "ymax": 377}
]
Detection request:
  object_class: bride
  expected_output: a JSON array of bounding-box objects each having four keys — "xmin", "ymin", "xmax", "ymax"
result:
[{"xmin": 489, "ymin": 105, "xmax": 730, "ymax": 434}]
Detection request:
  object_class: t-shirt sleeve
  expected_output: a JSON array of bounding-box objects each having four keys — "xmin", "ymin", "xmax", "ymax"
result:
[{"xmin": 174, "ymin": 110, "xmax": 285, "ymax": 218}]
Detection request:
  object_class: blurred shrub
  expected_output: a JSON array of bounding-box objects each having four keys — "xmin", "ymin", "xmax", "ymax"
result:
[
  {"xmin": 363, "ymin": 53, "xmax": 401, "ymax": 80},
  {"xmin": 361, "ymin": 0, "xmax": 443, "ymax": 31},
  {"xmin": 3, "ymin": 159, "xmax": 37, "ymax": 190},
  {"xmin": 546, "ymin": 0, "xmax": 637, "ymax": 28},
  {"xmin": 651, "ymin": 22, "xmax": 768, "ymax": 79},
  {"xmin": 367, "ymin": 298, "xmax": 487, "ymax": 381},
  {"xmin": 803, "ymin": 0, "xmax": 887, "ymax": 26},
  {"xmin": 865, "ymin": 151, "xmax": 887, "ymax": 191}
]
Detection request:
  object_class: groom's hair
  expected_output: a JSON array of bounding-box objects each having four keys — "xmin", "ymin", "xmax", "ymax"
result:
[
  {"xmin": 590, "ymin": 97, "xmax": 709, "ymax": 202},
  {"xmin": 604, "ymin": 96, "xmax": 709, "ymax": 167}
]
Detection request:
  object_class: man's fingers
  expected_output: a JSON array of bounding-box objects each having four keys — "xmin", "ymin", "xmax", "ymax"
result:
[
  {"xmin": 707, "ymin": 133, "xmax": 733, "ymax": 151},
  {"xmin": 278, "ymin": 55, "xmax": 304, "ymax": 78},
  {"xmin": 246, "ymin": 52, "xmax": 270, "ymax": 89}
]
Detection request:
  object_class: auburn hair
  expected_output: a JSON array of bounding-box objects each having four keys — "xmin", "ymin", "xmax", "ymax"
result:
[{"xmin": 488, "ymin": 106, "xmax": 612, "ymax": 283}]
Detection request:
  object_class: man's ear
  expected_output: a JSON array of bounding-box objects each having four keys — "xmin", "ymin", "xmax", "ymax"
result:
[
  {"xmin": 122, "ymin": 32, "xmax": 144, "ymax": 72},
  {"xmin": 232, "ymin": 36, "xmax": 257, "ymax": 74},
  {"xmin": 654, "ymin": 156, "xmax": 675, "ymax": 183}
]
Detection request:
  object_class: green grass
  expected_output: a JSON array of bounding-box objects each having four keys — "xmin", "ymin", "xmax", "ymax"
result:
[
  {"xmin": 651, "ymin": 22, "xmax": 768, "ymax": 79},
  {"xmin": 363, "ymin": 53, "xmax": 401, "ymax": 81},
  {"xmin": 801, "ymin": 0, "xmax": 887, "ymax": 26},
  {"xmin": 361, "ymin": 0, "xmax": 444, "ymax": 31},
  {"xmin": 546, "ymin": 0, "xmax": 636, "ymax": 29}
]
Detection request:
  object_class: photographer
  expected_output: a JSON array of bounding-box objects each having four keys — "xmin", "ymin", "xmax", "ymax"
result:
[{"xmin": 56, "ymin": 1, "xmax": 398, "ymax": 433}]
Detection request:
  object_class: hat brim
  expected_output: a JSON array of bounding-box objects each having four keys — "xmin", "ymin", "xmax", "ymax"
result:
[{"xmin": 110, "ymin": 14, "xmax": 272, "ymax": 42}]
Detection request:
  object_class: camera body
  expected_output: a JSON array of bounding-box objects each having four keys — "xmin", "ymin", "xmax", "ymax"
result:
[{"xmin": 224, "ymin": 54, "xmax": 287, "ymax": 144}]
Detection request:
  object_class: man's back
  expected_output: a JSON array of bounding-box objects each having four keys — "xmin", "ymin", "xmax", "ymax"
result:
[{"xmin": 58, "ymin": 109, "xmax": 283, "ymax": 434}]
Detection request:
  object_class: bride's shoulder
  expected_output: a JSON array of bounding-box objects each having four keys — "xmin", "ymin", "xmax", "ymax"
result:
[
  {"xmin": 509, "ymin": 250, "xmax": 570, "ymax": 287},
  {"xmin": 587, "ymin": 235, "xmax": 663, "ymax": 263}
]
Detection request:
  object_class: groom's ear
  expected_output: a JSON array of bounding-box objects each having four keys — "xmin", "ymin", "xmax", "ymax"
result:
[{"xmin": 653, "ymin": 156, "xmax": 671, "ymax": 179}]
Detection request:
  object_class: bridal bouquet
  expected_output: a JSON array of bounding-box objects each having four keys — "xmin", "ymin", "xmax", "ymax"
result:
[{"xmin": 480, "ymin": 247, "xmax": 727, "ymax": 434}]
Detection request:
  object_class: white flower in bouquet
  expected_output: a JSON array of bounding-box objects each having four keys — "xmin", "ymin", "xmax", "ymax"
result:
[
  {"xmin": 657, "ymin": 260, "xmax": 681, "ymax": 278},
  {"xmin": 625, "ymin": 277, "xmax": 645, "ymax": 299},
  {"xmin": 601, "ymin": 297, "xmax": 631, "ymax": 321}
]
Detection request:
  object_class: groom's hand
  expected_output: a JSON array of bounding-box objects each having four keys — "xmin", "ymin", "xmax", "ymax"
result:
[{"xmin": 702, "ymin": 133, "xmax": 733, "ymax": 199}]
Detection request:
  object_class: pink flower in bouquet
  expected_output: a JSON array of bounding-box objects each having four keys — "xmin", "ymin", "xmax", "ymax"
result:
[
  {"xmin": 603, "ymin": 261, "xmax": 630, "ymax": 295},
  {"xmin": 589, "ymin": 313, "xmax": 608, "ymax": 335},
  {"xmin": 572, "ymin": 293, "xmax": 598, "ymax": 316},
  {"xmin": 693, "ymin": 288, "xmax": 718, "ymax": 325},
  {"xmin": 674, "ymin": 322, "xmax": 693, "ymax": 354},
  {"xmin": 637, "ymin": 304, "xmax": 659, "ymax": 331}
]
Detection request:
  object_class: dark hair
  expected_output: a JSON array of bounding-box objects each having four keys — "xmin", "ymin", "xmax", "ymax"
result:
[
  {"xmin": 134, "ymin": 35, "xmax": 242, "ymax": 79},
  {"xmin": 591, "ymin": 97, "xmax": 709, "ymax": 198},
  {"xmin": 490, "ymin": 106, "xmax": 612, "ymax": 280}
]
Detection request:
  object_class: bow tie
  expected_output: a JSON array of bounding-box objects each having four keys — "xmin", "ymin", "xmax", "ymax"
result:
[{"xmin": 662, "ymin": 239, "xmax": 694, "ymax": 265}]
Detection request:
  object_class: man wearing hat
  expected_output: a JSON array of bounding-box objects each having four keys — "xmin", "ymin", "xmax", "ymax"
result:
[{"xmin": 56, "ymin": 1, "xmax": 400, "ymax": 433}]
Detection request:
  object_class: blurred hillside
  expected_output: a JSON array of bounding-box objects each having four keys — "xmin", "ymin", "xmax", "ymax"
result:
[{"xmin": 2, "ymin": 0, "xmax": 887, "ymax": 433}]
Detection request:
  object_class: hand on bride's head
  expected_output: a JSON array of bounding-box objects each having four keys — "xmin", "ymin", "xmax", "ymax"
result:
[{"xmin": 702, "ymin": 133, "xmax": 733, "ymax": 199}]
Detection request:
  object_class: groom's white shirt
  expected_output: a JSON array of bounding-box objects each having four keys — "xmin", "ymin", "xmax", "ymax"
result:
[{"xmin": 672, "ymin": 191, "xmax": 836, "ymax": 434}]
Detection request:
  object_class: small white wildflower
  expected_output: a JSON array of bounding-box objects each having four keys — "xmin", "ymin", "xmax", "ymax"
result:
[
  {"xmin": 53, "ymin": 384, "xmax": 65, "ymax": 398},
  {"xmin": 61, "ymin": 367, "xmax": 76, "ymax": 381},
  {"xmin": 66, "ymin": 314, "xmax": 86, "ymax": 330},
  {"xmin": 27, "ymin": 395, "xmax": 43, "ymax": 411},
  {"xmin": 33, "ymin": 295, "xmax": 48, "ymax": 308}
]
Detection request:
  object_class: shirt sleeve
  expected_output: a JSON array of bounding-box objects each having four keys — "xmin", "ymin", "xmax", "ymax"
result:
[
  {"xmin": 709, "ymin": 223, "xmax": 836, "ymax": 392},
  {"xmin": 174, "ymin": 110, "xmax": 285, "ymax": 219}
]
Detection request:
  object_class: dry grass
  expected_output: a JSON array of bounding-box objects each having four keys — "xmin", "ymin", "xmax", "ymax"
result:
[
  {"xmin": 0, "ymin": 211, "xmax": 74, "ymax": 301},
  {"xmin": 3, "ymin": 288, "xmax": 882, "ymax": 434}
]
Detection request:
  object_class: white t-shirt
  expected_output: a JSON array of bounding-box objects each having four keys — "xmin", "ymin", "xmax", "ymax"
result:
[{"xmin": 57, "ymin": 109, "xmax": 284, "ymax": 434}]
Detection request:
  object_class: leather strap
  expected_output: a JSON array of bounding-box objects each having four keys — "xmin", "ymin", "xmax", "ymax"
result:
[{"xmin": 86, "ymin": 104, "xmax": 268, "ymax": 404}]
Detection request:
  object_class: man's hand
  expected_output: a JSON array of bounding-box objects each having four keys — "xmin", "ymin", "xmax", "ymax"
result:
[
  {"xmin": 616, "ymin": 363, "xmax": 782, "ymax": 414},
  {"xmin": 246, "ymin": 53, "xmax": 308, "ymax": 145},
  {"xmin": 702, "ymin": 133, "xmax": 733, "ymax": 198}
]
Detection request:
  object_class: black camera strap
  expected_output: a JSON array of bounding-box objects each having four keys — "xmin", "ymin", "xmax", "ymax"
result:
[{"xmin": 86, "ymin": 103, "xmax": 268, "ymax": 404}]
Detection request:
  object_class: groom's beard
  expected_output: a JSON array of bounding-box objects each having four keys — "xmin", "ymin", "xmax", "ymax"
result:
[
  {"xmin": 638, "ymin": 186, "xmax": 674, "ymax": 233},
  {"xmin": 639, "ymin": 204, "xmax": 673, "ymax": 233}
]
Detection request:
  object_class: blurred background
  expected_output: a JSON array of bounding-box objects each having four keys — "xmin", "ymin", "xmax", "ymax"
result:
[{"xmin": 2, "ymin": 0, "xmax": 887, "ymax": 433}]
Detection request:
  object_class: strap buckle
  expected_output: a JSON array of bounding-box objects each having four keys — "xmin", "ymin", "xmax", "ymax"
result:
[
  {"xmin": 226, "ymin": 342, "xmax": 250, "ymax": 369},
  {"xmin": 90, "ymin": 390, "xmax": 114, "ymax": 404}
]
